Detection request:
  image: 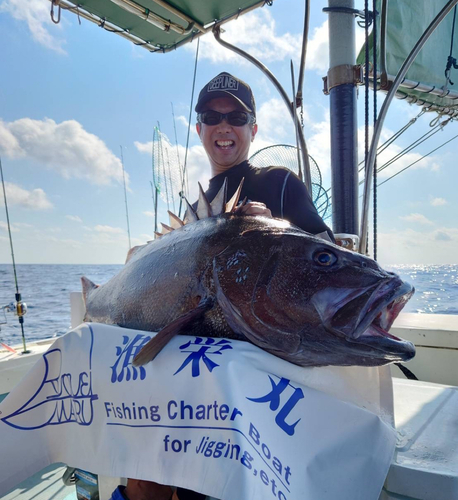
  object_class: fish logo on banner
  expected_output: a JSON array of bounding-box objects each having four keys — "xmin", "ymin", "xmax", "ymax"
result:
[{"xmin": 2, "ymin": 326, "xmax": 98, "ymax": 430}]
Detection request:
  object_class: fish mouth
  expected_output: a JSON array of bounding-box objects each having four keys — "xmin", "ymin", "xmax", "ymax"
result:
[
  {"xmin": 348, "ymin": 280, "xmax": 415, "ymax": 360},
  {"xmin": 313, "ymin": 278, "xmax": 415, "ymax": 362}
]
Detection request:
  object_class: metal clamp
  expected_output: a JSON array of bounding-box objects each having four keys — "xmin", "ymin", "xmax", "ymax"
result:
[
  {"xmin": 335, "ymin": 233, "xmax": 360, "ymax": 252},
  {"xmin": 323, "ymin": 65, "xmax": 364, "ymax": 94}
]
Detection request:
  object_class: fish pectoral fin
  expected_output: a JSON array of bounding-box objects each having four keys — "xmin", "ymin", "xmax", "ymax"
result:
[
  {"xmin": 133, "ymin": 297, "xmax": 215, "ymax": 366},
  {"xmin": 81, "ymin": 276, "xmax": 99, "ymax": 304}
]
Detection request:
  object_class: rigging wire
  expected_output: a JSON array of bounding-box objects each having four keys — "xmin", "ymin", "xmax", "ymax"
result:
[
  {"xmin": 179, "ymin": 37, "xmax": 200, "ymax": 217},
  {"xmin": 171, "ymin": 102, "xmax": 184, "ymax": 205},
  {"xmin": 290, "ymin": 61, "xmax": 303, "ymax": 182},
  {"xmin": 0, "ymin": 158, "xmax": 28, "ymax": 354},
  {"xmin": 358, "ymin": 118, "xmax": 451, "ymax": 183},
  {"xmin": 120, "ymin": 146, "xmax": 132, "ymax": 249},
  {"xmin": 157, "ymin": 121, "xmax": 171, "ymax": 212},
  {"xmin": 375, "ymin": 121, "xmax": 449, "ymax": 175},
  {"xmin": 377, "ymin": 131, "xmax": 458, "ymax": 187}
]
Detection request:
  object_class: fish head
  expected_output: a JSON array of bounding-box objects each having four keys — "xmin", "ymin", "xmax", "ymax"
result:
[{"xmin": 213, "ymin": 221, "xmax": 415, "ymax": 367}]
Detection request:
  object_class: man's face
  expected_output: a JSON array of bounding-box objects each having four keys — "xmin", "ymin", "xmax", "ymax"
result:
[{"xmin": 196, "ymin": 97, "xmax": 258, "ymax": 175}]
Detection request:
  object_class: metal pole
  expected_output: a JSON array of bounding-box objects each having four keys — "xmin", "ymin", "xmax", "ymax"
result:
[
  {"xmin": 213, "ymin": 27, "xmax": 312, "ymax": 194},
  {"xmin": 359, "ymin": 0, "xmax": 458, "ymax": 253},
  {"xmin": 328, "ymin": 0, "xmax": 359, "ymax": 236}
]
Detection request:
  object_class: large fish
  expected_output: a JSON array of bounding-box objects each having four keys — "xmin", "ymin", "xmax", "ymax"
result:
[{"xmin": 82, "ymin": 181, "xmax": 415, "ymax": 368}]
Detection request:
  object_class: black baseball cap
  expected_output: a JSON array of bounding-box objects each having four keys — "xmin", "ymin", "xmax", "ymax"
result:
[{"xmin": 195, "ymin": 72, "xmax": 256, "ymax": 117}]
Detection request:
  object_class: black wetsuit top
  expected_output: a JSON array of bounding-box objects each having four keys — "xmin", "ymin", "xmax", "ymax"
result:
[
  {"xmin": 183, "ymin": 161, "xmax": 333, "ymax": 500},
  {"xmin": 197, "ymin": 160, "xmax": 333, "ymax": 240}
]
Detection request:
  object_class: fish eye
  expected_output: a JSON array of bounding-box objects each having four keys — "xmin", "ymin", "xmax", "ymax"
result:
[{"xmin": 314, "ymin": 250, "xmax": 337, "ymax": 267}]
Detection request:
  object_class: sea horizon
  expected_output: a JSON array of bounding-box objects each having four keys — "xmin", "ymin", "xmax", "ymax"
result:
[{"xmin": 0, "ymin": 263, "xmax": 457, "ymax": 344}]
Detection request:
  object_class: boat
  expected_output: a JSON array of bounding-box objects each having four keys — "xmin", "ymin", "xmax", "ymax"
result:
[{"xmin": 1, "ymin": 1, "xmax": 458, "ymax": 499}]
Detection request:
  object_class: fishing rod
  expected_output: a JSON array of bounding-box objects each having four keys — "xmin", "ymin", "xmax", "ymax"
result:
[{"xmin": 0, "ymin": 158, "xmax": 28, "ymax": 354}]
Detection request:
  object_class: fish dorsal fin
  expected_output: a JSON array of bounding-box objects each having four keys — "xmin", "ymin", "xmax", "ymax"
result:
[
  {"xmin": 196, "ymin": 182, "xmax": 212, "ymax": 219},
  {"xmin": 81, "ymin": 276, "xmax": 99, "ymax": 304},
  {"xmin": 183, "ymin": 198, "xmax": 198, "ymax": 225},
  {"xmin": 168, "ymin": 210, "xmax": 184, "ymax": 229},
  {"xmin": 133, "ymin": 297, "xmax": 214, "ymax": 366},
  {"xmin": 226, "ymin": 178, "xmax": 244, "ymax": 212},
  {"xmin": 161, "ymin": 223, "xmax": 173, "ymax": 234},
  {"xmin": 154, "ymin": 231, "xmax": 163, "ymax": 239},
  {"xmin": 233, "ymin": 196, "xmax": 248, "ymax": 214},
  {"xmin": 125, "ymin": 245, "xmax": 145, "ymax": 264},
  {"xmin": 210, "ymin": 177, "xmax": 228, "ymax": 216}
]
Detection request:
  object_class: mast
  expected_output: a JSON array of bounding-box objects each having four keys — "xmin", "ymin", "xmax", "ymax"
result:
[{"xmin": 326, "ymin": 0, "xmax": 359, "ymax": 238}]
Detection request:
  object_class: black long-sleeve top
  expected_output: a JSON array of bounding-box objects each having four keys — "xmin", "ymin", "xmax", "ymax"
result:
[{"xmin": 197, "ymin": 161, "xmax": 333, "ymax": 240}]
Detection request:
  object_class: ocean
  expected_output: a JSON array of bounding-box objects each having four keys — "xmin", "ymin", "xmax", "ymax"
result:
[{"xmin": 0, "ymin": 263, "xmax": 457, "ymax": 345}]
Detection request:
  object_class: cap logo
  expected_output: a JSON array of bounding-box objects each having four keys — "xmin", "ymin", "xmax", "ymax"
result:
[{"xmin": 207, "ymin": 75, "xmax": 239, "ymax": 92}]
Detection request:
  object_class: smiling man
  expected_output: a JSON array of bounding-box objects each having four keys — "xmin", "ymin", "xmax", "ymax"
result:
[
  {"xmin": 195, "ymin": 72, "xmax": 333, "ymax": 240},
  {"xmin": 110, "ymin": 73, "xmax": 332, "ymax": 500}
]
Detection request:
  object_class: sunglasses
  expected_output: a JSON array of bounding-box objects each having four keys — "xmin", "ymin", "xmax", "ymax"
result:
[{"xmin": 197, "ymin": 110, "xmax": 256, "ymax": 127}]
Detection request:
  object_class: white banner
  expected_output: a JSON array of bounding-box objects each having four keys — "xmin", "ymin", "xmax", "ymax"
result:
[{"xmin": 0, "ymin": 324, "xmax": 396, "ymax": 500}]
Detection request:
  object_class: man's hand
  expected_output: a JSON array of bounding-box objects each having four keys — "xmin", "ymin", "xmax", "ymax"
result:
[{"xmin": 237, "ymin": 201, "xmax": 272, "ymax": 217}]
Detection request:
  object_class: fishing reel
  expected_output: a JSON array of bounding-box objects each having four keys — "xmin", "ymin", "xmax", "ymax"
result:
[{"xmin": 0, "ymin": 298, "xmax": 28, "ymax": 325}]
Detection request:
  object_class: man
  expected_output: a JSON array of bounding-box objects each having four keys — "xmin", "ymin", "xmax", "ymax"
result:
[
  {"xmin": 194, "ymin": 72, "xmax": 333, "ymax": 240},
  {"xmin": 110, "ymin": 72, "xmax": 332, "ymax": 500}
]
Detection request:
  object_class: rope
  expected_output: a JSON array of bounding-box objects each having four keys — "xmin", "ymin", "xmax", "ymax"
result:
[
  {"xmin": 372, "ymin": 0, "xmax": 378, "ymax": 261},
  {"xmin": 444, "ymin": 6, "xmax": 458, "ymax": 86},
  {"xmin": 364, "ymin": 0, "xmax": 370, "ymax": 255},
  {"xmin": 394, "ymin": 363, "xmax": 419, "ymax": 380},
  {"xmin": 179, "ymin": 37, "xmax": 199, "ymax": 217}
]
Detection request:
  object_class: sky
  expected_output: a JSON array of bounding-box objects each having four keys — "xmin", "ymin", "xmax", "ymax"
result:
[{"xmin": 0, "ymin": 0, "xmax": 457, "ymax": 266}]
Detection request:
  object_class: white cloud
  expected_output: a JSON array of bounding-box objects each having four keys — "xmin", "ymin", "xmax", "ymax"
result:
[
  {"xmin": 307, "ymin": 21, "xmax": 329, "ymax": 72},
  {"xmin": 66, "ymin": 215, "xmax": 83, "ymax": 223},
  {"xmin": 435, "ymin": 230, "xmax": 452, "ymax": 241},
  {"xmin": 376, "ymin": 227, "xmax": 458, "ymax": 265},
  {"xmin": 134, "ymin": 141, "xmax": 151, "ymax": 155},
  {"xmin": 0, "ymin": 118, "xmax": 125, "ymax": 185},
  {"xmin": 399, "ymin": 213, "xmax": 433, "ymax": 225},
  {"xmin": 307, "ymin": 20, "xmax": 366, "ymax": 73},
  {"xmin": 430, "ymin": 197, "xmax": 447, "ymax": 206},
  {"xmin": 256, "ymin": 98, "xmax": 294, "ymax": 143},
  {"xmin": 0, "ymin": 182, "xmax": 53, "ymax": 210},
  {"xmin": 0, "ymin": 0, "xmax": 67, "ymax": 54},
  {"xmin": 143, "ymin": 211, "xmax": 155, "ymax": 218},
  {"xmin": 0, "ymin": 221, "xmax": 19, "ymax": 232},
  {"xmin": 250, "ymin": 98, "xmax": 331, "ymax": 185},
  {"xmin": 139, "ymin": 233, "xmax": 154, "ymax": 241},
  {"xmin": 94, "ymin": 225, "xmax": 125, "ymax": 234},
  {"xmin": 187, "ymin": 10, "xmax": 302, "ymax": 65}
]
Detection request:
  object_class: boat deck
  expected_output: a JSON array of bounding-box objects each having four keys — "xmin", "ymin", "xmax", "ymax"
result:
[{"xmin": 1, "ymin": 464, "xmax": 76, "ymax": 500}]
